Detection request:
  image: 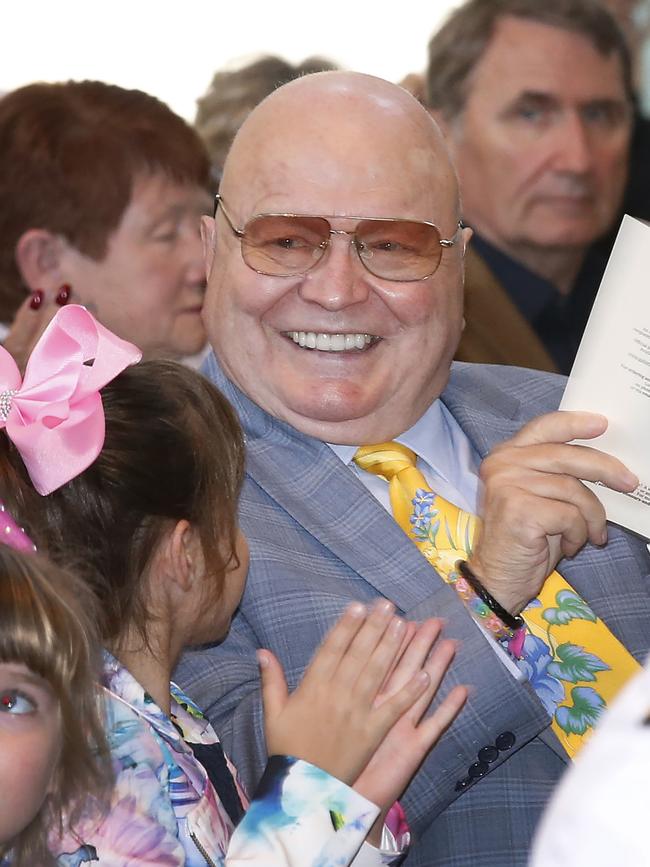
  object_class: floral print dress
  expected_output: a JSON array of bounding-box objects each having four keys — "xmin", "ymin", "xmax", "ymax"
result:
[{"xmin": 51, "ymin": 654, "xmax": 407, "ymax": 866}]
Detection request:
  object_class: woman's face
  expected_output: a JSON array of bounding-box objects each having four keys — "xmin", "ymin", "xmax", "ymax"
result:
[
  {"xmin": 62, "ymin": 174, "xmax": 211, "ymax": 359},
  {"xmin": 0, "ymin": 662, "xmax": 62, "ymax": 846}
]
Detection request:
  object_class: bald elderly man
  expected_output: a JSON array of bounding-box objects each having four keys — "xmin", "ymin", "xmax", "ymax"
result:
[{"xmin": 177, "ymin": 72, "xmax": 650, "ymax": 866}]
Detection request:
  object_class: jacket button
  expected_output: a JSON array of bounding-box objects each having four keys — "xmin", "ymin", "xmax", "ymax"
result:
[
  {"xmin": 468, "ymin": 761, "xmax": 489, "ymax": 779},
  {"xmin": 455, "ymin": 777, "xmax": 471, "ymax": 792},
  {"xmin": 478, "ymin": 745, "xmax": 499, "ymax": 763},
  {"xmin": 496, "ymin": 731, "xmax": 516, "ymax": 751}
]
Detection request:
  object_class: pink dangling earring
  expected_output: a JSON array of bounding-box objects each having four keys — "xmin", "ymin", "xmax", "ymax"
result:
[{"xmin": 55, "ymin": 284, "xmax": 72, "ymax": 306}]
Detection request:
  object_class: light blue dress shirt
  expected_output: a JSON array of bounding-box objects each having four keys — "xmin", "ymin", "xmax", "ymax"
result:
[
  {"xmin": 330, "ymin": 399, "xmax": 481, "ymax": 514},
  {"xmin": 328, "ymin": 399, "xmax": 523, "ymax": 680}
]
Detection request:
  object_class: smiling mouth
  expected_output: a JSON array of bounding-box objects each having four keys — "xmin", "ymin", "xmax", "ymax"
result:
[{"xmin": 283, "ymin": 331, "xmax": 379, "ymax": 352}]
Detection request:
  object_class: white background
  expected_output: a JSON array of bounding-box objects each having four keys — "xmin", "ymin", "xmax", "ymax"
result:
[{"xmin": 3, "ymin": 0, "xmax": 460, "ymax": 120}]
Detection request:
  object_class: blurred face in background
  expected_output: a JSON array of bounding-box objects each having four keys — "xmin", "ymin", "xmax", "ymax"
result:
[
  {"xmin": 60, "ymin": 174, "xmax": 210, "ymax": 359},
  {"xmin": 445, "ymin": 16, "xmax": 632, "ymax": 260}
]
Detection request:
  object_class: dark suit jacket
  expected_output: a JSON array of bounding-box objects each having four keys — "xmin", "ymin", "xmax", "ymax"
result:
[
  {"xmin": 456, "ymin": 248, "xmax": 559, "ymax": 373},
  {"xmin": 177, "ymin": 357, "xmax": 650, "ymax": 866}
]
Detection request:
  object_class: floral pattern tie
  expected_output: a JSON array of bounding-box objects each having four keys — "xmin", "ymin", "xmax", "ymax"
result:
[{"xmin": 354, "ymin": 441, "xmax": 640, "ymax": 758}]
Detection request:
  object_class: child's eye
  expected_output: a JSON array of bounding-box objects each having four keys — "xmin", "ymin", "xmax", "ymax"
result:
[{"xmin": 0, "ymin": 689, "xmax": 36, "ymax": 714}]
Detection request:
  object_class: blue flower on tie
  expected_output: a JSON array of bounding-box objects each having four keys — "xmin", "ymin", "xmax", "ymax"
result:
[
  {"xmin": 410, "ymin": 515, "xmax": 429, "ymax": 534},
  {"xmin": 410, "ymin": 492, "xmax": 436, "ymax": 539},
  {"xmin": 412, "ymin": 501, "xmax": 431, "ymax": 519},
  {"xmin": 516, "ymin": 634, "xmax": 565, "ymax": 717},
  {"xmin": 412, "ymin": 489, "xmax": 436, "ymax": 508}
]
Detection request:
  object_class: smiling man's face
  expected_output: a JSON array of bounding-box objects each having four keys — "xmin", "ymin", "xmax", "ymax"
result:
[{"xmin": 202, "ymin": 73, "xmax": 468, "ymax": 444}]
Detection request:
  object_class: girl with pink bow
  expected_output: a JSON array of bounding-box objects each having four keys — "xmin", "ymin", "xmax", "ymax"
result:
[{"xmin": 0, "ymin": 306, "xmax": 466, "ymax": 866}]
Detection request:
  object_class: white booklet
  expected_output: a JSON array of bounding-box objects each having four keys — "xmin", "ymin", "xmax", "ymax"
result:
[{"xmin": 560, "ymin": 215, "xmax": 650, "ymax": 539}]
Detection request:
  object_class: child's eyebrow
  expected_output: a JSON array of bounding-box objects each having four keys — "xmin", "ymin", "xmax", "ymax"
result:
[{"xmin": 0, "ymin": 665, "xmax": 52, "ymax": 690}]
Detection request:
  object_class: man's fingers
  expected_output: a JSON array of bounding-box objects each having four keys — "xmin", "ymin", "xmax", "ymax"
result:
[
  {"xmin": 508, "ymin": 410, "xmax": 608, "ymax": 447},
  {"xmin": 504, "ymin": 411, "xmax": 638, "ymax": 489},
  {"xmin": 258, "ymin": 649, "xmax": 289, "ymax": 722},
  {"xmin": 486, "ymin": 474, "xmax": 607, "ymax": 548},
  {"xmin": 486, "ymin": 443, "xmax": 637, "ymax": 493}
]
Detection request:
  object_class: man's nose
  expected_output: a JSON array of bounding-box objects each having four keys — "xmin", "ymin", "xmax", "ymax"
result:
[
  {"xmin": 553, "ymin": 112, "xmax": 594, "ymax": 175},
  {"xmin": 298, "ymin": 234, "xmax": 371, "ymax": 310}
]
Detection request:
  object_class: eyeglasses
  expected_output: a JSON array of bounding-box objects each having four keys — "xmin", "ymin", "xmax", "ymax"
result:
[{"xmin": 214, "ymin": 194, "xmax": 463, "ymax": 282}]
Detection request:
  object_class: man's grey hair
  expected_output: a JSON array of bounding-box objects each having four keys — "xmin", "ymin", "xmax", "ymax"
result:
[{"xmin": 426, "ymin": 0, "xmax": 633, "ymax": 120}]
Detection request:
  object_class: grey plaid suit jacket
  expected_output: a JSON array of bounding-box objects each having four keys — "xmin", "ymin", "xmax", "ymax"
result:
[{"xmin": 177, "ymin": 355, "xmax": 650, "ymax": 866}]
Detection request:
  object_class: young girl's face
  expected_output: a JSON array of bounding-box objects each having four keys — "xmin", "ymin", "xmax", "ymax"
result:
[{"xmin": 0, "ymin": 662, "xmax": 62, "ymax": 845}]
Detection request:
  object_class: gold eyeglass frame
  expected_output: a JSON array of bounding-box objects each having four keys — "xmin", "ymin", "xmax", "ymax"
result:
[{"xmin": 214, "ymin": 194, "xmax": 463, "ymax": 282}]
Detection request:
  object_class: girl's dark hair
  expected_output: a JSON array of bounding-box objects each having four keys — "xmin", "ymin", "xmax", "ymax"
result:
[
  {"xmin": 0, "ymin": 360, "xmax": 246, "ymax": 647},
  {"xmin": 0, "ymin": 546, "xmax": 111, "ymax": 866}
]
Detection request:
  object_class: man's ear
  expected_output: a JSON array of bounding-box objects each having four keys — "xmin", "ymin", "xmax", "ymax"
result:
[
  {"xmin": 14, "ymin": 229, "xmax": 66, "ymax": 293},
  {"xmin": 167, "ymin": 519, "xmax": 206, "ymax": 594},
  {"xmin": 201, "ymin": 216, "xmax": 217, "ymax": 280}
]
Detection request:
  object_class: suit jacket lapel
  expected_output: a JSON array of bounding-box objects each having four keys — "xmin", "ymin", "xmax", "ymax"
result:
[
  {"xmin": 204, "ymin": 353, "xmax": 441, "ymax": 611},
  {"xmin": 244, "ymin": 418, "xmax": 449, "ymax": 613}
]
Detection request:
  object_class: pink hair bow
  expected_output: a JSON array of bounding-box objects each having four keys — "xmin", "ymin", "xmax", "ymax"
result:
[{"xmin": 0, "ymin": 305, "xmax": 142, "ymax": 495}]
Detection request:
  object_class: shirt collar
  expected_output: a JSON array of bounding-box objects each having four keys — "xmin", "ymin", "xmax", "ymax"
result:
[
  {"xmin": 328, "ymin": 398, "xmax": 459, "ymax": 484},
  {"xmin": 101, "ymin": 650, "xmax": 213, "ymax": 748}
]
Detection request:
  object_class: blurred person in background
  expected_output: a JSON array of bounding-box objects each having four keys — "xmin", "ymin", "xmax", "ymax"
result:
[
  {"xmin": 426, "ymin": 0, "xmax": 633, "ymax": 374},
  {"xmin": 195, "ymin": 54, "xmax": 338, "ymax": 180},
  {"xmin": 597, "ymin": 0, "xmax": 650, "ymax": 229},
  {"xmin": 0, "ymin": 80, "xmax": 211, "ymax": 366}
]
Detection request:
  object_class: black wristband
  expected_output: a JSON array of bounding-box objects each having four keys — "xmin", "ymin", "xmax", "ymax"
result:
[{"xmin": 457, "ymin": 560, "xmax": 525, "ymax": 632}]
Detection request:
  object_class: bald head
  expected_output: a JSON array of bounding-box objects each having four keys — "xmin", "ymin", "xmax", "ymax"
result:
[
  {"xmin": 203, "ymin": 70, "xmax": 470, "ymax": 444},
  {"xmin": 221, "ymin": 71, "xmax": 460, "ymax": 218}
]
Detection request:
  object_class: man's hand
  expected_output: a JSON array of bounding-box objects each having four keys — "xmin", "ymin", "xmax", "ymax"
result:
[{"xmin": 468, "ymin": 410, "xmax": 638, "ymax": 615}]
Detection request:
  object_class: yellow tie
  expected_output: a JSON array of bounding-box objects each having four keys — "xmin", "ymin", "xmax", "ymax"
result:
[{"xmin": 354, "ymin": 442, "xmax": 640, "ymax": 758}]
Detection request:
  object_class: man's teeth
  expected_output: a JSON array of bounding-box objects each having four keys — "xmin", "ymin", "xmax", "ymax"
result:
[{"xmin": 286, "ymin": 332, "xmax": 375, "ymax": 351}]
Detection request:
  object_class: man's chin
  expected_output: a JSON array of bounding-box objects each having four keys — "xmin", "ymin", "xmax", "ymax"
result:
[{"xmin": 262, "ymin": 389, "xmax": 381, "ymax": 440}]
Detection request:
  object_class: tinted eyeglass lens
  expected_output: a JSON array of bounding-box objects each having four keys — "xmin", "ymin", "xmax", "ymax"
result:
[
  {"xmin": 242, "ymin": 215, "xmax": 330, "ymax": 276},
  {"xmin": 355, "ymin": 219, "xmax": 443, "ymax": 280}
]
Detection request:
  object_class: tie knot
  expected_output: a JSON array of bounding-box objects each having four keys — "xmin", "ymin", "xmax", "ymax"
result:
[{"xmin": 353, "ymin": 442, "xmax": 418, "ymax": 481}]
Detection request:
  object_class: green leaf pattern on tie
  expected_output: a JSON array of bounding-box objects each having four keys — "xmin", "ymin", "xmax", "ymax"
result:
[
  {"xmin": 542, "ymin": 590, "xmax": 598, "ymax": 626},
  {"xmin": 555, "ymin": 687, "xmax": 607, "ymax": 736},
  {"xmin": 410, "ymin": 487, "xmax": 611, "ymax": 739}
]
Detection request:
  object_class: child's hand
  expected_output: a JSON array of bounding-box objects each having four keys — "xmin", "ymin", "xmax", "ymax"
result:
[
  {"xmin": 258, "ymin": 600, "xmax": 433, "ymax": 786},
  {"xmin": 353, "ymin": 618, "xmax": 467, "ymax": 814}
]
